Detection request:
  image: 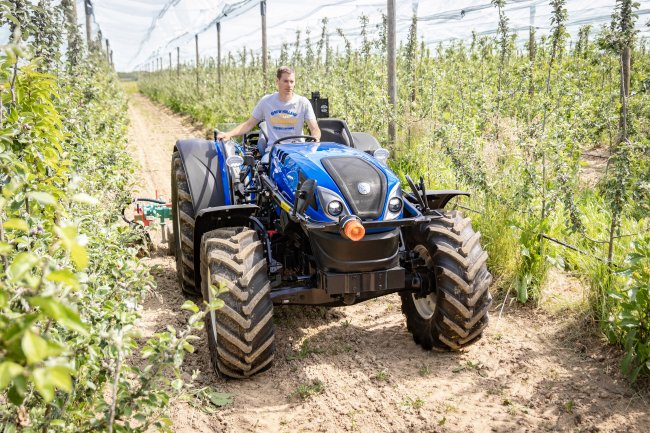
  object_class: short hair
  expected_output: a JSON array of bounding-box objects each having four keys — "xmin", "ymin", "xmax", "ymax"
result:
[{"xmin": 276, "ymin": 66, "xmax": 294, "ymax": 79}]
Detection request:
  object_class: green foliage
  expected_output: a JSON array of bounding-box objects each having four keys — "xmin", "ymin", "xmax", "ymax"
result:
[
  {"xmin": 0, "ymin": 4, "xmax": 221, "ymax": 431},
  {"xmin": 608, "ymin": 233, "xmax": 650, "ymax": 382},
  {"xmin": 291, "ymin": 380, "xmax": 324, "ymax": 400}
]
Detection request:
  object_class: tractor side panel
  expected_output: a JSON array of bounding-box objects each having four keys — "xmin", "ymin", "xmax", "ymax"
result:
[{"xmin": 174, "ymin": 139, "xmax": 227, "ymax": 214}]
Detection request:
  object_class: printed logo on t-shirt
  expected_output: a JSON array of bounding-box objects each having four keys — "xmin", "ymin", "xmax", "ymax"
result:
[{"xmin": 270, "ymin": 109, "xmax": 299, "ymax": 131}]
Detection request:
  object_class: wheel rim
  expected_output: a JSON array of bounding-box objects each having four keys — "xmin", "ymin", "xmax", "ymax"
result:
[{"xmin": 411, "ymin": 244, "xmax": 437, "ymax": 320}]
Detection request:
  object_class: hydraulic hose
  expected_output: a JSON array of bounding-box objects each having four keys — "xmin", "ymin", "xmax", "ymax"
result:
[{"xmin": 122, "ymin": 197, "xmax": 168, "ymax": 225}]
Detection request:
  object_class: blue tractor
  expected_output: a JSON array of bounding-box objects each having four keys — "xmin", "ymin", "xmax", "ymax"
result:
[{"xmin": 171, "ymin": 111, "xmax": 492, "ymax": 379}]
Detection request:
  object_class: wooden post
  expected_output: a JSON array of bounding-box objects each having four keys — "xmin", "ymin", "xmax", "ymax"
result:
[
  {"xmin": 529, "ymin": 5, "xmax": 536, "ymax": 96},
  {"xmin": 97, "ymin": 29, "xmax": 102, "ymax": 52},
  {"xmin": 216, "ymin": 22, "xmax": 221, "ymax": 86},
  {"xmin": 195, "ymin": 34, "xmax": 200, "ymax": 91},
  {"xmin": 387, "ymin": 0, "xmax": 397, "ymax": 144},
  {"xmin": 177, "ymin": 46, "xmax": 180, "ymax": 77},
  {"xmin": 110, "ymin": 50, "xmax": 113, "ymax": 68},
  {"xmin": 169, "ymin": 52, "xmax": 172, "ymax": 72},
  {"xmin": 84, "ymin": 0, "xmax": 92, "ymax": 49},
  {"xmin": 261, "ymin": 1, "xmax": 268, "ymax": 82},
  {"xmin": 106, "ymin": 39, "xmax": 110, "ymax": 63}
]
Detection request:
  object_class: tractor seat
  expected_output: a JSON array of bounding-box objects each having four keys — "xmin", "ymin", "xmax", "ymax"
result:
[
  {"xmin": 317, "ymin": 118, "xmax": 354, "ymax": 147},
  {"xmin": 257, "ymin": 121, "xmax": 269, "ymax": 154}
]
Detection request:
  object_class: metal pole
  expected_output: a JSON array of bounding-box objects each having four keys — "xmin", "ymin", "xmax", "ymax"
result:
[
  {"xmin": 261, "ymin": 1, "xmax": 268, "ymax": 82},
  {"xmin": 529, "ymin": 5, "xmax": 536, "ymax": 96},
  {"xmin": 169, "ymin": 52, "xmax": 172, "ymax": 72},
  {"xmin": 195, "ymin": 34, "xmax": 200, "ymax": 91},
  {"xmin": 177, "ymin": 46, "xmax": 180, "ymax": 77},
  {"xmin": 216, "ymin": 22, "xmax": 221, "ymax": 86},
  {"xmin": 387, "ymin": 0, "xmax": 397, "ymax": 144},
  {"xmin": 110, "ymin": 50, "xmax": 113, "ymax": 68},
  {"xmin": 84, "ymin": 0, "xmax": 92, "ymax": 49},
  {"xmin": 106, "ymin": 39, "xmax": 110, "ymax": 63},
  {"xmin": 529, "ymin": 5, "xmax": 536, "ymax": 61}
]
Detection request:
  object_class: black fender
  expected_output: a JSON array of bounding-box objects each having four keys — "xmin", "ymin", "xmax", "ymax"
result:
[
  {"xmin": 193, "ymin": 204, "xmax": 259, "ymax": 289},
  {"xmin": 405, "ymin": 189, "xmax": 470, "ymax": 210},
  {"xmin": 174, "ymin": 139, "xmax": 226, "ymax": 213}
]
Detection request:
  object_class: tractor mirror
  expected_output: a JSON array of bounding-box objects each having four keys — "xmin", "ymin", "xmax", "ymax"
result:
[{"xmin": 293, "ymin": 179, "xmax": 317, "ymax": 217}]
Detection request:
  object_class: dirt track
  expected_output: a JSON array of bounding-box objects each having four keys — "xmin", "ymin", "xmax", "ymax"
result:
[{"xmin": 126, "ymin": 90, "xmax": 649, "ymax": 433}]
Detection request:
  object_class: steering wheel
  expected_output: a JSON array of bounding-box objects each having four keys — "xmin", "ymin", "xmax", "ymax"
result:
[{"xmin": 272, "ymin": 135, "xmax": 318, "ymax": 145}]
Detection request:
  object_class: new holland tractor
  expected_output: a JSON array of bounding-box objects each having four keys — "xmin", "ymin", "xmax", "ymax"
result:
[{"xmin": 171, "ymin": 102, "xmax": 492, "ymax": 379}]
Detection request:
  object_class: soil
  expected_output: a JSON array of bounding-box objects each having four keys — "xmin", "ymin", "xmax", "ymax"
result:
[{"xmin": 125, "ymin": 91, "xmax": 649, "ymax": 433}]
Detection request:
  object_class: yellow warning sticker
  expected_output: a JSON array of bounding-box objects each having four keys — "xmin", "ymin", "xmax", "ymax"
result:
[{"xmin": 279, "ymin": 200, "xmax": 291, "ymax": 213}]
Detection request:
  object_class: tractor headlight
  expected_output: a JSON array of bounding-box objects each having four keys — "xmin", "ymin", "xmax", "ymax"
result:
[
  {"xmin": 388, "ymin": 197, "xmax": 402, "ymax": 213},
  {"xmin": 317, "ymin": 186, "xmax": 349, "ymax": 220},
  {"xmin": 373, "ymin": 148, "xmax": 390, "ymax": 165},
  {"xmin": 384, "ymin": 184, "xmax": 402, "ymax": 220},
  {"xmin": 327, "ymin": 200, "xmax": 343, "ymax": 217}
]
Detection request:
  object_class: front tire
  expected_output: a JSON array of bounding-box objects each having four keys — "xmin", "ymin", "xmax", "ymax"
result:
[
  {"xmin": 200, "ymin": 227, "xmax": 275, "ymax": 378},
  {"xmin": 401, "ymin": 211, "xmax": 492, "ymax": 350}
]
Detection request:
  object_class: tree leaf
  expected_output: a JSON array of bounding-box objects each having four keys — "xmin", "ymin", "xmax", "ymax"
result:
[
  {"xmin": 46, "ymin": 366, "xmax": 73, "ymax": 392},
  {"xmin": 181, "ymin": 300, "xmax": 199, "ymax": 313},
  {"xmin": 0, "ymin": 241, "xmax": 13, "ymax": 254},
  {"xmin": 0, "ymin": 362, "xmax": 24, "ymax": 390},
  {"xmin": 71, "ymin": 193, "xmax": 98, "ymax": 205},
  {"xmin": 8, "ymin": 252, "xmax": 40, "ymax": 283},
  {"xmin": 21, "ymin": 330, "xmax": 49, "ymax": 365},
  {"xmin": 29, "ymin": 297, "xmax": 89, "ymax": 335},
  {"xmin": 55, "ymin": 225, "xmax": 88, "ymax": 269},
  {"xmin": 32, "ymin": 367, "xmax": 55, "ymax": 402},
  {"xmin": 28, "ymin": 191, "xmax": 57, "ymax": 206},
  {"xmin": 3, "ymin": 218, "xmax": 29, "ymax": 232},
  {"xmin": 204, "ymin": 389, "xmax": 232, "ymax": 407},
  {"xmin": 45, "ymin": 269, "xmax": 80, "ymax": 290}
]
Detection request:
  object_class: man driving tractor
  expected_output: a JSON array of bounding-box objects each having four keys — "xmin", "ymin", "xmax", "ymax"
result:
[{"xmin": 216, "ymin": 66, "xmax": 321, "ymax": 147}]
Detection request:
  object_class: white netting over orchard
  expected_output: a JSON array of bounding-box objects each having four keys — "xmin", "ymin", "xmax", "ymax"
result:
[{"xmin": 79, "ymin": 0, "xmax": 650, "ymax": 71}]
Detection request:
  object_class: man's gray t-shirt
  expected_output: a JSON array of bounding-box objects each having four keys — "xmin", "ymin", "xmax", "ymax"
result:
[{"xmin": 252, "ymin": 92, "xmax": 316, "ymax": 146}]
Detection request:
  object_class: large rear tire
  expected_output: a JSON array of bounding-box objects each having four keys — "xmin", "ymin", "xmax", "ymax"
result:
[
  {"xmin": 200, "ymin": 227, "xmax": 275, "ymax": 378},
  {"xmin": 401, "ymin": 211, "xmax": 492, "ymax": 350},
  {"xmin": 171, "ymin": 151, "xmax": 199, "ymax": 295}
]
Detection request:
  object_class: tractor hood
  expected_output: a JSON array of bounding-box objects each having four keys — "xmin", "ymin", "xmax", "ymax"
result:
[{"xmin": 269, "ymin": 142, "xmax": 402, "ymax": 222}]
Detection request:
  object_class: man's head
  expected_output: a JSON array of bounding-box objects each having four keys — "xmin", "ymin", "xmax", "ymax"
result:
[{"xmin": 276, "ymin": 66, "xmax": 295, "ymax": 100}]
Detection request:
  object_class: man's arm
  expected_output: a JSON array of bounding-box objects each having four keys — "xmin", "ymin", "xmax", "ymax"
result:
[
  {"xmin": 216, "ymin": 116, "xmax": 259, "ymax": 141},
  {"xmin": 307, "ymin": 118, "xmax": 321, "ymax": 141}
]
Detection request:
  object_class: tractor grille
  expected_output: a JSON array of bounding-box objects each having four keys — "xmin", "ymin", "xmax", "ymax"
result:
[{"xmin": 321, "ymin": 157, "xmax": 386, "ymax": 220}]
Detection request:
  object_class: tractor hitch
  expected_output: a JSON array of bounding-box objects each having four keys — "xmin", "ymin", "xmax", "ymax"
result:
[{"xmin": 122, "ymin": 194, "xmax": 174, "ymax": 248}]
